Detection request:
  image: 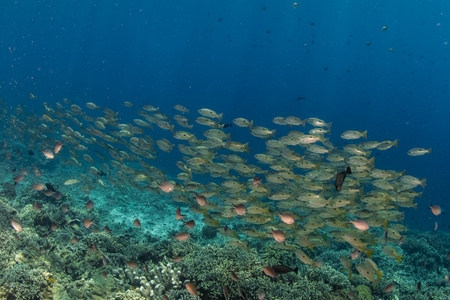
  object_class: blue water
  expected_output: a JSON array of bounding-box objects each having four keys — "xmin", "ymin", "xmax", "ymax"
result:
[{"xmin": 1, "ymin": 0, "xmax": 449, "ymax": 227}]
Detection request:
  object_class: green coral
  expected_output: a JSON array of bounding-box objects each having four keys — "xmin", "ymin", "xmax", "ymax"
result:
[
  {"xmin": 0, "ymin": 264, "xmax": 50, "ymax": 300},
  {"xmin": 356, "ymin": 285, "xmax": 371, "ymax": 300}
]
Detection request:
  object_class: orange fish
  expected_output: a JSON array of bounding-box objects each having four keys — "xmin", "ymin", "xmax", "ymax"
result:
[
  {"xmin": 158, "ymin": 181, "xmax": 174, "ymax": 193},
  {"xmin": 231, "ymin": 271, "xmax": 240, "ymax": 281},
  {"xmin": 31, "ymin": 183, "xmax": 45, "ymax": 191},
  {"xmin": 278, "ymin": 212, "xmax": 294, "ymax": 224},
  {"xmin": 185, "ymin": 282, "xmax": 198, "ymax": 296},
  {"xmin": 271, "ymin": 229, "xmax": 286, "ymax": 243},
  {"xmin": 262, "ymin": 266, "xmax": 277, "ymax": 278},
  {"xmin": 429, "ymin": 204, "xmax": 441, "ymax": 216},
  {"xmin": 84, "ymin": 217, "xmax": 94, "ymax": 228},
  {"xmin": 71, "ymin": 236, "xmax": 78, "ymax": 243},
  {"xmin": 195, "ymin": 193, "xmax": 207, "ymax": 206},
  {"xmin": 232, "ymin": 203, "xmax": 246, "ymax": 216},
  {"xmin": 176, "ymin": 207, "xmax": 186, "ymax": 220},
  {"xmin": 126, "ymin": 261, "xmax": 138, "ymax": 268},
  {"xmin": 174, "ymin": 231, "xmax": 190, "ymax": 241},
  {"xmin": 183, "ymin": 220, "xmax": 195, "ymax": 229},
  {"xmin": 133, "ymin": 219, "xmax": 141, "ymax": 227},
  {"xmin": 349, "ymin": 218, "xmax": 369, "ymax": 231}
]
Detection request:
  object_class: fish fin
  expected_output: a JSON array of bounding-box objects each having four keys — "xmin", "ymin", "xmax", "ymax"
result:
[
  {"xmin": 315, "ymin": 163, "xmax": 321, "ymax": 171},
  {"xmin": 417, "ymin": 192, "xmax": 423, "ymax": 198},
  {"xmin": 217, "ymin": 113, "xmax": 223, "ymax": 122},
  {"xmin": 427, "ymin": 148, "xmax": 432, "ymax": 154},
  {"xmin": 377, "ymin": 271, "xmax": 383, "ymax": 280},
  {"xmin": 420, "ymin": 178, "xmax": 427, "ymax": 188},
  {"xmin": 365, "ymin": 249, "xmax": 374, "ymax": 258},
  {"xmin": 393, "ymin": 139, "xmax": 398, "ymax": 147},
  {"xmin": 202, "ymin": 208, "xmax": 208, "ymax": 218},
  {"xmin": 383, "ymin": 219, "xmax": 388, "ymax": 229},
  {"xmin": 397, "ymin": 255, "xmax": 402, "ymax": 264},
  {"xmin": 361, "ymin": 130, "xmax": 368, "ymax": 139},
  {"xmin": 369, "ymin": 157, "xmax": 375, "ymax": 168},
  {"xmin": 349, "ymin": 270, "xmax": 352, "ymax": 279},
  {"xmin": 248, "ymin": 120, "xmax": 254, "ymax": 130},
  {"xmin": 326, "ymin": 122, "xmax": 332, "ymax": 130}
]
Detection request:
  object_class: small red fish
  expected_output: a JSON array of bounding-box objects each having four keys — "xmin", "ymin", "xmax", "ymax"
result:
[
  {"xmin": 176, "ymin": 207, "xmax": 186, "ymax": 220},
  {"xmin": 185, "ymin": 282, "xmax": 198, "ymax": 297},
  {"xmin": 253, "ymin": 176, "xmax": 263, "ymax": 187},
  {"xmin": 54, "ymin": 141, "xmax": 64, "ymax": 154},
  {"xmin": 262, "ymin": 266, "xmax": 277, "ymax": 278},
  {"xmin": 133, "ymin": 219, "xmax": 141, "ymax": 227},
  {"xmin": 174, "ymin": 231, "xmax": 190, "ymax": 241},
  {"xmin": 84, "ymin": 217, "xmax": 94, "ymax": 228},
  {"xmin": 183, "ymin": 220, "xmax": 195, "ymax": 229},
  {"xmin": 271, "ymin": 229, "xmax": 286, "ymax": 243},
  {"xmin": 232, "ymin": 203, "xmax": 246, "ymax": 216},
  {"xmin": 429, "ymin": 204, "xmax": 441, "ymax": 216},
  {"xmin": 158, "ymin": 181, "xmax": 174, "ymax": 193},
  {"xmin": 195, "ymin": 193, "xmax": 207, "ymax": 206}
]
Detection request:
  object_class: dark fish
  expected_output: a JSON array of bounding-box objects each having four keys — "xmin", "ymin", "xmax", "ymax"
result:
[
  {"xmin": 417, "ymin": 281, "xmax": 421, "ymax": 292},
  {"xmin": 335, "ymin": 167, "xmax": 351, "ymax": 192},
  {"xmin": 45, "ymin": 183, "xmax": 56, "ymax": 192},
  {"xmin": 296, "ymin": 97, "xmax": 306, "ymax": 101},
  {"xmin": 85, "ymin": 200, "xmax": 94, "ymax": 210},
  {"xmin": 220, "ymin": 123, "xmax": 232, "ymax": 128},
  {"xmin": 28, "ymin": 149, "xmax": 34, "ymax": 156},
  {"xmin": 271, "ymin": 265, "xmax": 299, "ymax": 275},
  {"xmin": 385, "ymin": 230, "xmax": 388, "ymax": 243}
]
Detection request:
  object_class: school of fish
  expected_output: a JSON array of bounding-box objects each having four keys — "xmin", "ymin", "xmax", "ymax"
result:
[{"xmin": 1, "ymin": 96, "xmax": 433, "ymax": 293}]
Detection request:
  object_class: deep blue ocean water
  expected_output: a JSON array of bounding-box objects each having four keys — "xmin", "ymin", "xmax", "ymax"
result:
[{"xmin": 1, "ymin": 0, "xmax": 449, "ymax": 235}]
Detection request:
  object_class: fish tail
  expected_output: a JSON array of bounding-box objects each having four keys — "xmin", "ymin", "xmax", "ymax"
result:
[
  {"xmin": 420, "ymin": 178, "xmax": 427, "ymax": 188},
  {"xmin": 383, "ymin": 219, "xmax": 388, "ymax": 229},
  {"xmin": 393, "ymin": 139, "xmax": 398, "ymax": 147},
  {"xmin": 217, "ymin": 113, "xmax": 223, "ymax": 122},
  {"xmin": 248, "ymin": 120, "xmax": 253, "ymax": 130},
  {"xmin": 377, "ymin": 270, "xmax": 383, "ymax": 280},
  {"xmin": 369, "ymin": 157, "xmax": 375, "ymax": 168},
  {"xmin": 315, "ymin": 162, "xmax": 321, "ymax": 171},
  {"xmin": 397, "ymin": 255, "xmax": 402, "ymax": 264},
  {"xmin": 361, "ymin": 130, "xmax": 368, "ymax": 139},
  {"xmin": 365, "ymin": 249, "xmax": 374, "ymax": 258},
  {"xmin": 427, "ymin": 147, "xmax": 432, "ymax": 154},
  {"xmin": 326, "ymin": 122, "xmax": 332, "ymax": 130},
  {"xmin": 348, "ymin": 270, "xmax": 352, "ymax": 280}
]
